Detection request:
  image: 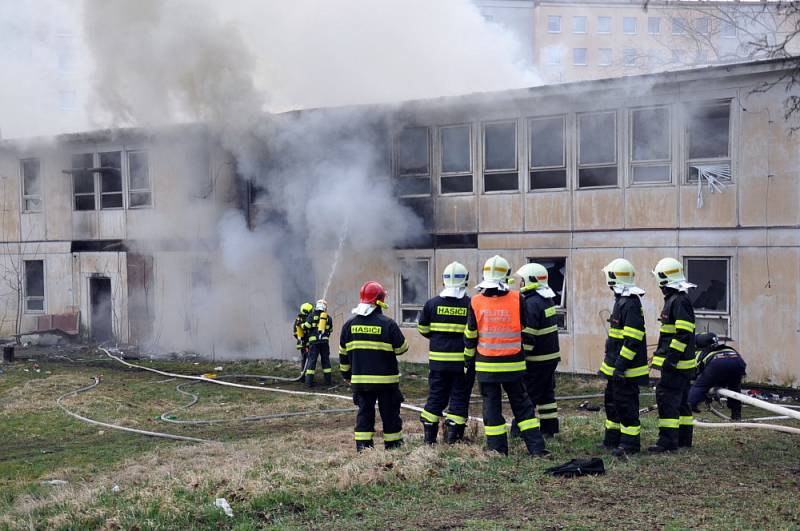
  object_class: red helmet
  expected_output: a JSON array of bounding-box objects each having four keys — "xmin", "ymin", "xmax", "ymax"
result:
[{"xmin": 359, "ymin": 281, "xmax": 387, "ymax": 304}]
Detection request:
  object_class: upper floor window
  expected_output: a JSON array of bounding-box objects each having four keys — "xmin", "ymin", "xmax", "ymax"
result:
[
  {"xmin": 672, "ymin": 17, "xmax": 687, "ymax": 35},
  {"xmin": 573, "ymin": 16, "xmax": 587, "ymax": 34},
  {"xmin": 630, "ymin": 106, "xmax": 672, "ymax": 184},
  {"xmin": 648, "ymin": 17, "xmax": 661, "ymax": 35},
  {"xmin": 721, "ymin": 21, "xmax": 736, "ymax": 39},
  {"xmin": 440, "ymin": 125, "xmax": 473, "ymax": 194},
  {"xmin": 128, "ymin": 151, "xmax": 152, "ymax": 207},
  {"xmin": 578, "ymin": 111, "xmax": 617, "ymax": 188},
  {"xmin": 544, "ymin": 46, "xmax": 562, "ymax": 66},
  {"xmin": 597, "ymin": 16, "xmax": 611, "ymax": 34},
  {"xmin": 695, "ymin": 17, "xmax": 710, "ymax": 35},
  {"xmin": 71, "ymin": 150, "xmax": 152, "ymax": 211},
  {"xmin": 72, "ymin": 153, "xmax": 96, "ymax": 211},
  {"xmin": 548, "ymin": 16, "xmax": 562, "ymax": 33},
  {"xmin": 24, "ymin": 259, "xmax": 45, "ymax": 313},
  {"xmin": 20, "ymin": 158, "xmax": 42, "ymax": 212},
  {"xmin": 483, "ymin": 121, "xmax": 518, "ymax": 192},
  {"xmin": 399, "ymin": 259, "xmax": 429, "ymax": 324},
  {"xmin": 529, "ymin": 115, "xmax": 567, "ymax": 190},
  {"xmin": 396, "ymin": 126, "xmax": 430, "ymax": 196},
  {"xmin": 598, "ymin": 48, "xmax": 612, "ymax": 66},
  {"xmin": 99, "ymin": 151, "xmax": 123, "ymax": 209},
  {"xmin": 623, "ymin": 17, "xmax": 637, "ymax": 35},
  {"xmin": 623, "ymin": 48, "xmax": 637, "ymax": 66},
  {"xmin": 686, "ymin": 101, "xmax": 731, "ymax": 183},
  {"xmin": 573, "ymin": 48, "xmax": 588, "ymax": 66}
]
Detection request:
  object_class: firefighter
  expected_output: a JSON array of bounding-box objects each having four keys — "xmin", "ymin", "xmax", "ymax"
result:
[
  {"xmin": 516, "ymin": 262, "xmax": 562, "ymax": 437},
  {"xmin": 304, "ymin": 299, "xmax": 333, "ymax": 387},
  {"xmin": 339, "ymin": 281, "xmax": 409, "ymax": 452},
  {"xmin": 417, "ymin": 261, "xmax": 474, "ymax": 444},
  {"xmin": 598, "ymin": 258, "xmax": 650, "ymax": 457},
  {"xmin": 464, "ymin": 255, "xmax": 548, "ymax": 457},
  {"xmin": 689, "ymin": 333, "xmax": 747, "ymax": 420},
  {"xmin": 294, "ymin": 302, "xmax": 313, "ymax": 374},
  {"xmin": 649, "ymin": 257, "xmax": 697, "ymax": 452}
]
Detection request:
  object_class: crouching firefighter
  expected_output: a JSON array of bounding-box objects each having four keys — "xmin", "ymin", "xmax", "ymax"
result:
[
  {"xmin": 650, "ymin": 258, "xmax": 697, "ymax": 452},
  {"xmin": 304, "ymin": 299, "xmax": 333, "ymax": 387},
  {"xmin": 294, "ymin": 302, "xmax": 313, "ymax": 374},
  {"xmin": 516, "ymin": 263, "xmax": 562, "ymax": 437},
  {"xmin": 464, "ymin": 255, "xmax": 549, "ymax": 457},
  {"xmin": 689, "ymin": 333, "xmax": 747, "ymax": 421},
  {"xmin": 598, "ymin": 259, "xmax": 649, "ymax": 457},
  {"xmin": 418, "ymin": 262, "xmax": 475, "ymax": 444},
  {"xmin": 339, "ymin": 281, "xmax": 409, "ymax": 452}
]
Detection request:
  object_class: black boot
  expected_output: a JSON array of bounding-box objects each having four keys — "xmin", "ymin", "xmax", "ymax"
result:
[
  {"xmin": 422, "ymin": 421, "xmax": 439, "ymax": 445},
  {"xmin": 444, "ymin": 420, "xmax": 465, "ymax": 444},
  {"xmin": 324, "ymin": 372, "xmax": 332, "ymax": 386},
  {"xmin": 601, "ymin": 428, "xmax": 620, "ymax": 449},
  {"xmin": 648, "ymin": 428, "xmax": 678, "ymax": 452},
  {"xmin": 678, "ymin": 425, "xmax": 693, "ymax": 448},
  {"xmin": 540, "ymin": 418, "xmax": 560, "ymax": 437},
  {"xmin": 305, "ymin": 374, "xmax": 315, "ymax": 388},
  {"xmin": 521, "ymin": 427, "xmax": 550, "ymax": 457},
  {"xmin": 356, "ymin": 440, "xmax": 374, "ymax": 453},
  {"xmin": 509, "ymin": 419, "xmax": 521, "ymax": 439},
  {"xmin": 486, "ymin": 434, "xmax": 508, "ymax": 455},
  {"xmin": 385, "ymin": 439, "xmax": 403, "ymax": 450}
]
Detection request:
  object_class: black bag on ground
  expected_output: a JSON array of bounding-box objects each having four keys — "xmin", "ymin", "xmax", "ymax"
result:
[{"xmin": 545, "ymin": 458, "xmax": 605, "ymax": 478}]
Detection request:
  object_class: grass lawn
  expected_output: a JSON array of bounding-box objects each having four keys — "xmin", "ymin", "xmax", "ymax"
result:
[{"xmin": 1, "ymin": 346, "xmax": 798, "ymax": 530}]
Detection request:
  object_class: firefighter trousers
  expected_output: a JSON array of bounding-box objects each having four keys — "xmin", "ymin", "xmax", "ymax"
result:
[
  {"xmin": 523, "ymin": 361, "xmax": 560, "ymax": 435},
  {"xmin": 421, "ymin": 368, "xmax": 475, "ymax": 426},
  {"xmin": 305, "ymin": 342, "xmax": 331, "ymax": 383},
  {"xmin": 354, "ymin": 386, "xmax": 404, "ymax": 449},
  {"xmin": 481, "ymin": 380, "xmax": 543, "ymax": 454},
  {"xmin": 603, "ymin": 378, "xmax": 641, "ymax": 450},
  {"xmin": 689, "ymin": 358, "xmax": 746, "ymax": 418},
  {"xmin": 656, "ymin": 371, "xmax": 692, "ymax": 449}
]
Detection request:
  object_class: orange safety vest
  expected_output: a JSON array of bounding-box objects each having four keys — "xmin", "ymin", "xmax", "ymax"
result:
[{"xmin": 472, "ymin": 290, "xmax": 523, "ymax": 357}]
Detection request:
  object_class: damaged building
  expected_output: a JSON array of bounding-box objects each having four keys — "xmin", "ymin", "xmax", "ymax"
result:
[{"xmin": 0, "ymin": 58, "xmax": 798, "ymax": 385}]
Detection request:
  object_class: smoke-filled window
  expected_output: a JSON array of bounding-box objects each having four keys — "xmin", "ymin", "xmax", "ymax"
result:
[
  {"xmin": 578, "ymin": 111, "xmax": 617, "ymax": 188},
  {"xmin": 396, "ymin": 126, "xmax": 430, "ymax": 196},
  {"xmin": 527, "ymin": 257, "xmax": 568, "ymax": 331},
  {"xmin": 439, "ymin": 125, "xmax": 473, "ymax": 194},
  {"xmin": 99, "ymin": 151, "xmax": 123, "ymax": 209},
  {"xmin": 648, "ymin": 17, "xmax": 661, "ymax": 35},
  {"xmin": 24, "ymin": 259, "xmax": 45, "ymax": 313},
  {"xmin": 623, "ymin": 17, "xmax": 637, "ymax": 35},
  {"xmin": 543, "ymin": 47, "xmax": 561, "ymax": 66},
  {"xmin": 686, "ymin": 100, "xmax": 731, "ymax": 183},
  {"xmin": 128, "ymin": 151, "xmax": 152, "ymax": 207},
  {"xmin": 685, "ymin": 257, "xmax": 730, "ymax": 337},
  {"xmin": 630, "ymin": 106, "xmax": 672, "ymax": 184},
  {"xmin": 598, "ymin": 48, "xmax": 612, "ymax": 66},
  {"xmin": 72, "ymin": 153, "xmax": 96, "ymax": 211},
  {"xmin": 573, "ymin": 16, "xmax": 587, "ymax": 34},
  {"xmin": 597, "ymin": 16, "xmax": 611, "ymax": 34},
  {"xmin": 482, "ymin": 121, "xmax": 518, "ymax": 192},
  {"xmin": 529, "ymin": 115, "xmax": 567, "ymax": 190},
  {"xmin": 399, "ymin": 259, "xmax": 429, "ymax": 324},
  {"xmin": 20, "ymin": 158, "xmax": 42, "ymax": 212}
]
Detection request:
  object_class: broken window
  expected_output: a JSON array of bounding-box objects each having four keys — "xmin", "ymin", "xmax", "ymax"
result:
[
  {"xmin": 483, "ymin": 121, "xmax": 518, "ymax": 192},
  {"xmin": 24, "ymin": 259, "xmax": 45, "ymax": 313},
  {"xmin": 685, "ymin": 257, "xmax": 730, "ymax": 337},
  {"xmin": 572, "ymin": 16, "xmax": 587, "ymax": 34},
  {"xmin": 597, "ymin": 16, "xmax": 611, "ymax": 34},
  {"xmin": 630, "ymin": 106, "xmax": 672, "ymax": 184},
  {"xmin": 72, "ymin": 153, "xmax": 95, "ymax": 211},
  {"xmin": 396, "ymin": 127, "xmax": 430, "ymax": 196},
  {"xmin": 598, "ymin": 48, "xmax": 612, "ymax": 66},
  {"xmin": 529, "ymin": 115, "xmax": 567, "ymax": 190},
  {"xmin": 527, "ymin": 257, "xmax": 568, "ymax": 331},
  {"xmin": 99, "ymin": 151, "xmax": 123, "ymax": 209},
  {"xmin": 578, "ymin": 111, "xmax": 617, "ymax": 188},
  {"xmin": 399, "ymin": 259, "xmax": 429, "ymax": 324},
  {"xmin": 648, "ymin": 16, "xmax": 661, "ymax": 35},
  {"xmin": 623, "ymin": 17, "xmax": 637, "ymax": 35},
  {"xmin": 573, "ymin": 48, "xmax": 587, "ymax": 66},
  {"xmin": 128, "ymin": 151, "xmax": 152, "ymax": 207},
  {"xmin": 20, "ymin": 158, "xmax": 42, "ymax": 211},
  {"xmin": 547, "ymin": 15, "xmax": 561, "ymax": 33},
  {"xmin": 686, "ymin": 101, "xmax": 731, "ymax": 183},
  {"xmin": 440, "ymin": 125, "xmax": 473, "ymax": 194}
]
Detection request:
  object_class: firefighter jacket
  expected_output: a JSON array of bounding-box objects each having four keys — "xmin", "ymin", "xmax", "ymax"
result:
[
  {"xmin": 293, "ymin": 313, "xmax": 309, "ymax": 349},
  {"xmin": 599, "ymin": 294, "xmax": 649, "ymax": 384},
  {"xmin": 464, "ymin": 288, "xmax": 525, "ymax": 383},
  {"xmin": 339, "ymin": 308, "xmax": 409, "ymax": 391},
  {"xmin": 417, "ymin": 295, "xmax": 470, "ymax": 372},
  {"xmin": 520, "ymin": 289, "xmax": 561, "ymax": 365},
  {"xmin": 652, "ymin": 289, "xmax": 696, "ymax": 376},
  {"xmin": 695, "ymin": 345, "xmax": 745, "ymax": 375},
  {"xmin": 305, "ymin": 309, "xmax": 333, "ymax": 344}
]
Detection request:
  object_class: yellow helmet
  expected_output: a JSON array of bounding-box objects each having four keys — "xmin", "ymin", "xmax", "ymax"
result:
[
  {"xmin": 652, "ymin": 257, "xmax": 685, "ymax": 287},
  {"xmin": 482, "ymin": 255, "xmax": 511, "ymax": 283},
  {"xmin": 602, "ymin": 258, "xmax": 636, "ymax": 287},
  {"xmin": 300, "ymin": 302, "xmax": 313, "ymax": 314},
  {"xmin": 516, "ymin": 262, "xmax": 549, "ymax": 291}
]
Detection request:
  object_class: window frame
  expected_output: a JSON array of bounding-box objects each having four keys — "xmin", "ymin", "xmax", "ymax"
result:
[
  {"xmin": 544, "ymin": 46, "xmax": 562, "ymax": 66},
  {"xmin": 398, "ymin": 258, "xmax": 431, "ymax": 326},
  {"xmin": 684, "ymin": 256, "xmax": 732, "ymax": 338},
  {"xmin": 527, "ymin": 256, "xmax": 569, "ymax": 332},
  {"xmin": 623, "ymin": 17, "xmax": 638, "ymax": 35},
  {"xmin": 394, "ymin": 126, "xmax": 432, "ymax": 198},
  {"xmin": 527, "ymin": 114, "xmax": 568, "ymax": 192},
  {"xmin": 23, "ymin": 259, "xmax": 46, "ymax": 314},
  {"xmin": 684, "ymin": 99, "xmax": 733, "ymax": 185},
  {"xmin": 19, "ymin": 157, "xmax": 42, "ymax": 212},
  {"xmin": 597, "ymin": 16, "xmax": 612, "ymax": 34},
  {"xmin": 628, "ymin": 105, "xmax": 673, "ymax": 186},
  {"xmin": 98, "ymin": 150, "xmax": 124, "ymax": 210},
  {"xmin": 672, "ymin": 17, "xmax": 687, "ymax": 35},
  {"xmin": 577, "ymin": 110, "xmax": 618, "ymax": 189},
  {"xmin": 695, "ymin": 16, "xmax": 710, "ymax": 35},
  {"xmin": 71, "ymin": 149, "xmax": 153, "ymax": 210},
  {"xmin": 648, "ymin": 16, "xmax": 661, "ymax": 35},
  {"xmin": 598, "ymin": 48, "xmax": 612, "ymax": 66},
  {"xmin": 622, "ymin": 48, "xmax": 637, "ymax": 67},
  {"xmin": 438, "ymin": 124, "xmax": 474, "ymax": 196},
  {"xmin": 573, "ymin": 48, "xmax": 588, "ymax": 66},
  {"xmin": 481, "ymin": 120, "xmax": 519, "ymax": 194},
  {"xmin": 572, "ymin": 15, "xmax": 587, "ymax": 34},
  {"xmin": 547, "ymin": 15, "xmax": 562, "ymax": 33},
  {"xmin": 127, "ymin": 150, "xmax": 153, "ymax": 208}
]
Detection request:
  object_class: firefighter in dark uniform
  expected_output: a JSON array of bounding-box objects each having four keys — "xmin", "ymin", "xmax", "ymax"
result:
[
  {"xmin": 689, "ymin": 333, "xmax": 747, "ymax": 420},
  {"xmin": 339, "ymin": 281, "xmax": 409, "ymax": 452},
  {"xmin": 418, "ymin": 261, "xmax": 474, "ymax": 444},
  {"xmin": 464, "ymin": 255, "xmax": 548, "ymax": 457},
  {"xmin": 304, "ymin": 299, "xmax": 333, "ymax": 387},
  {"xmin": 515, "ymin": 262, "xmax": 562, "ymax": 437},
  {"xmin": 649, "ymin": 258, "xmax": 697, "ymax": 452},
  {"xmin": 598, "ymin": 259, "xmax": 650, "ymax": 456},
  {"xmin": 294, "ymin": 302, "xmax": 313, "ymax": 374}
]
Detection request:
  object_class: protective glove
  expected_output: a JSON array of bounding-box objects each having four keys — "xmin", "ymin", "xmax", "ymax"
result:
[
  {"xmin": 661, "ymin": 359, "xmax": 678, "ymax": 373},
  {"xmin": 611, "ymin": 369, "xmax": 626, "ymax": 382},
  {"xmin": 464, "ymin": 360, "xmax": 475, "ymax": 375}
]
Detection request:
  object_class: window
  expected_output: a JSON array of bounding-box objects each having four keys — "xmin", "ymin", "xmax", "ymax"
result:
[
  {"xmin": 399, "ymin": 259, "xmax": 429, "ymax": 324},
  {"xmin": 598, "ymin": 48, "xmax": 612, "ymax": 66},
  {"xmin": 630, "ymin": 106, "xmax": 672, "ymax": 184},
  {"xmin": 695, "ymin": 17, "xmax": 710, "ymax": 35},
  {"xmin": 99, "ymin": 151, "xmax": 123, "ymax": 209},
  {"xmin": 527, "ymin": 257, "xmax": 568, "ymax": 331},
  {"xmin": 440, "ymin": 125, "xmax": 473, "ymax": 194},
  {"xmin": 396, "ymin": 126, "xmax": 430, "ymax": 196},
  {"xmin": 623, "ymin": 48, "xmax": 637, "ymax": 66},
  {"xmin": 24, "ymin": 260, "xmax": 45, "ymax": 313},
  {"xmin": 578, "ymin": 112, "xmax": 617, "ymax": 188},
  {"xmin": 544, "ymin": 46, "xmax": 561, "ymax": 65},
  {"xmin": 20, "ymin": 158, "xmax": 42, "ymax": 211},
  {"xmin": 547, "ymin": 15, "xmax": 561, "ymax": 33},
  {"xmin": 573, "ymin": 16, "xmax": 587, "ymax": 34},
  {"xmin": 483, "ymin": 121, "xmax": 518, "ymax": 192},
  {"xmin": 672, "ymin": 49, "xmax": 684, "ymax": 64},
  {"xmin": 685, "ymin": 257, "xmax": 730, "ymax": 337},
  {"xmin": 623, "ymin": 17, "xmax": 637, "ymax": 35},
  {"xmin": 648, "ymin": 16, "xmax": 661, "ymax": 35},
  {"xmin": 597, "ymin": 16, "xmax": 611, "ymax": 34},
  {"xmin": 128, "ymin": 151, "xmax": 152, "ymax": 207},
  {"xmin": 72, "ymin": 153, "xmax": 95, "ymax": 211},
  {"xmin": 686, "ymin": 101, "xmax": 731, "ymax": 183},
  {"xmin": 529, "ymin": 115, "xmax": 567, "ymax": 190},
  {"xmin": 722, "ymin": 21, "xmax": 736, "ymax": 39},
  {"xmin": 672, "ymin": 17, "xmax": 687, "ymax": 35},
  {"xmin": 573, "ymin": 48, "xmax": 588, "ymax": 65}
]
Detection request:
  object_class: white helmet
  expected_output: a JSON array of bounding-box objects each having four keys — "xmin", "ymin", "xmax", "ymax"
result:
[
  {"xmin": 602, "ymin": 258, "xmax": 636, "ymax": 287},
  {"xmin": 482, "ymin": 255, "xmax": 511, "ymax": 283},
  {"xmin": 516, "ymin": 262, "xmax": 549, "ymax": 291},
  {"xmin": 442, "ymin": 261, "xmax": 469, "ymax": 288},
  {"xmin": 652, "ymin": 257, "xmax": 685, "ymax": 287},
  {"xmin": 315, "ymin": 299, "xmax": 328, "ymax": 311}
]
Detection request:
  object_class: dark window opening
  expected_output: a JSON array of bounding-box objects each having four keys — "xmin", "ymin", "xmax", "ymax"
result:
[
  {"xmin": 527, "ymin": 257, "xmax": 568, "ymax": 331},
  {"xmin": 400, "ymin": 259, "xmax": 429, "ymax": 324},
  {"xmin": 24, "ymin": 260, "xmax": 45, "ymax": 312},
  {"xmin": 72, "ymin": 153, "xmax": 95, "ymax": 211},
  {"xmin": 21, "ymin": 158, "xmax": 42, "ymax": 211},
  {"xmin": 578, "ymin": 112, "xmax": 617, "ymax": 188},
  {"xmin": 483, "ymin": 122, "xmax": 518, "ymax": 192},
  {"xmin": 128, "ymin": 151, "xmax": 152, "ymax": 207},
  {"xmin": 396, "ymin": 127, "xmax": 430, "ymax": 196},
  {"xmin": 529, "ymin": 116, "xmax": 567, "ymax": 190},
  {"xmin": 99, "ymin": 151, "xmax": 123, "ymax": 209}
]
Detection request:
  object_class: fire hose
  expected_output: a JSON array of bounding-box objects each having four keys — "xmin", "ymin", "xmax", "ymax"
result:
[{"xmin": 693, "ymin": 388, "xmax": 800, "ymax": 435}]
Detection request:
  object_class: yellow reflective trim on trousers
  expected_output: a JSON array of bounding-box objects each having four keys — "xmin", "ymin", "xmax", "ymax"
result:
[
  {"xmin": 475, "ymin": 360, "xmax": 526, "ymax": 373},
  {"xmin": 605, "ymin": 419, "xmax": 621, "ymax": 430},
  {"xmin": 658, "ymin": 418, "xmax": 680, "ymax": 429},
  {"xmin": 305, "ymin": 369, "xmax": 315, "ymax": 374},
  {"xmin": 676, "ymin": 359, "xmax": 697, "ymax": 370},
  {"xmin": 339, "ymin": 364, "xmax": 350, "ymax": 372},
  {"xmin": 544, "ymin": 306, "xmax": 557, "ymax": 318},
  {"xmin": 350, "ymin": 374, "xmax": 400, "ymax": 384},
  {"xmin": 323, "ymin": 368, "xmax": 332, "ymax": 373},
  {"xmin": 524, "ymin": 325, "xmax": 558, "ymax": 336},
  {"xmin": 421, "ymin": 409, "xmax": 441, "ymax": 422},
  {"xmin": 526, "ymin": 351, "xmax": 561, "ymax": 362},
  {"xmin": 651, "ymin": 355, "xmax": 665, "ymax": 367},
  {"xmin": 620, "ymin": 424, "xmax": 641, "ymax": 436},
  {"xmin": 620, "ymin": 346, "xmax": 636, "ymax": 360},
  {"xmin": 660, "ymin": 324, "xmax": 676, "ymax": 334},
  {"xmin": 623, "ymin": 326, "xmax": 645, "ymax": 341},
  {"xmin": 679, "ymin": 416, "xmax": 694, "ymax": 426},
  {"xmin": 675, "ymin": 319, "xmax": 695, "ymax": 332},
  {"xmin": 518, "ymin": 418, "xmax": 541, "ymax": 431},
  {"xmin": 538, "ymin": 402, "xmax": 557, "ymax": 411},
  {"xmin": 445, "ymin": 413, "xmax": 467, "ymax": 425},
  {"xmin": 346, "ymin": 340, "xmax": 393, "ymax": 352},
  {"xmin": 608, "ymin": 328, "xmax": 624, "ymax": 339},
  {"xmin": 395, "ymin": 342, "xmax": 409, "ymax": 354},
  {"xmin": 464, "ymin": 328, "xmax": 478, "ymax": 339},
  {"xmin": 484, "ymin": 424, "xmax": 508, "ymax": 436},
  {"xmin": 599, "ymin": 361, "xmax": 615, "ymax": 376},
  {"xmin": 538, "ymin": 412, "xmax": 558, "ymax": 419},
  {"xmin": 429, "ymin": 323, "xmax": 467, "ymax": 333},
  {"xmin": 624, "ymin": 365, "xmax": 650, "ymax": 378},
  {"xmin": 429, "ymin": 351, "xmax": 465, "ymax": 362},
  {"xmin": 670, "ymin": 339, "xmax": 687, "ymax": 352},
  {"xmin": 383, "ymin": 431, "xmax": 403, "ymax": 442},
  {"xmin": 354, "ymin": 431, "xmax": 374, "ymax": 441}
]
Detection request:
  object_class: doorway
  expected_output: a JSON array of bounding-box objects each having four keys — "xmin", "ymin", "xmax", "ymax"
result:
[{"xmin": 89, "ymin": 277, "xmax": 113, "ymax": 342}]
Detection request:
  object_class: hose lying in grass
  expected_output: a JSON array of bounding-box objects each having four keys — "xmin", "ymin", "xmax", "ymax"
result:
[
  {"xmin": 694, "ymin": 420, "xmax": 800, "ymax": 436},
  {"xmin": 56, "ymin": 376, "xmax": 210, "ymax": 443},
  {"xmin": 714, "ymin": 388, "xmax": 800, "ymax": 422}
]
